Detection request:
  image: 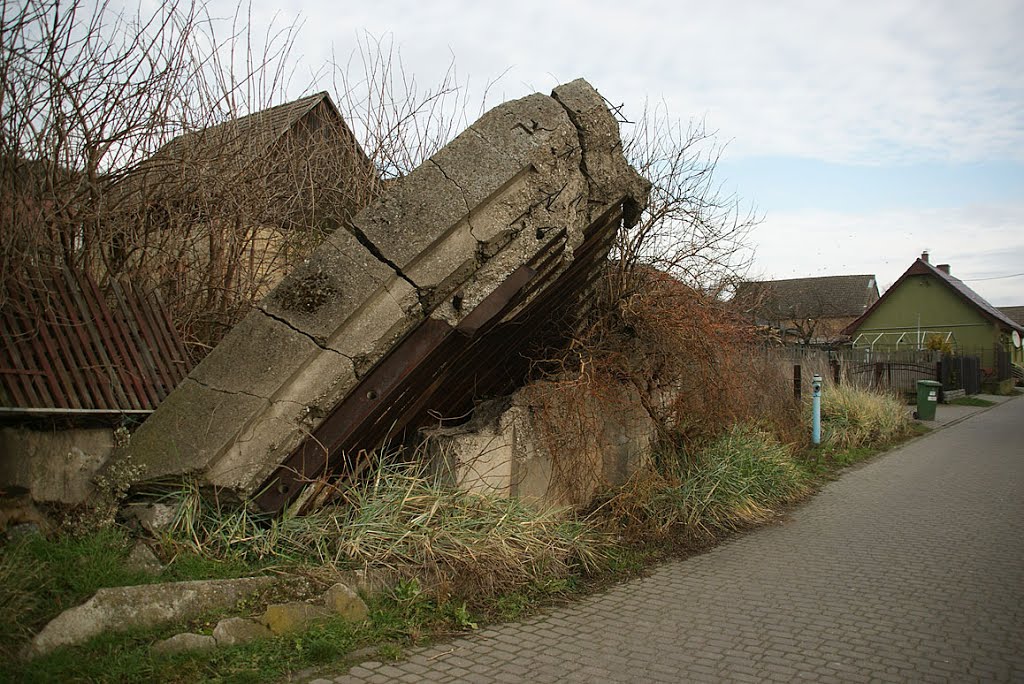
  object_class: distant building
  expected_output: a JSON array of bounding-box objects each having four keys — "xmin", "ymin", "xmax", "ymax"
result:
[
  {"xmin": 844, "ymin": 252, "xmax": 1023, "ymax": 367},
  {"xmin": 108, "ymin": 91, "xmax": 380, "ymax": 348},
  {"xmin": 732, "ymin": 274, "xmax": 879, "ymax": 345},
  {"xmin": 998, "ymin": 305, "xmax": 1024, "ymax": 328}
]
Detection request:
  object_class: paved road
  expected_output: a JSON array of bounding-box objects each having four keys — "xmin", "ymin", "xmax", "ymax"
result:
[{"xmin": 313, "ymin": 398, "xmax": 1024, "ymax": 683}]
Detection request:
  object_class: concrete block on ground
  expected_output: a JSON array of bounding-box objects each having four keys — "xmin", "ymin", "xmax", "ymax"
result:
[
  {"xmin": 322, "ymin": 582, "xmax": 369, "ymax": 622},
  {"xmin": 213, "ymin": 616, "xmax": 273, "ymax": 646},
  {"xmin": 424, "ymin": 380, "xmax": 654, "ymax": 508},
  {"xmin": 30, "ymin": 576, "xmax": 277, "ymax": 656},
  {"xmin": 260, "ymin": 602, "xmax": 333, "ymax": 635}
]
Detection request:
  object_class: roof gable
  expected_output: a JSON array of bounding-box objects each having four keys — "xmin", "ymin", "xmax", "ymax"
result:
[
  {"xmin": 845, "ymin": 258, "xmax": 1024, "ymax": 335},
  {"xmin": 114, "ymin": 91, "xmax": 374, "ymax": 206},
  {"xmin": 155, "ymin": 92, "xmax": 339, "ymax": 162}
]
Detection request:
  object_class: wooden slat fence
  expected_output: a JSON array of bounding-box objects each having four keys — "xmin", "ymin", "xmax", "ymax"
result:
[{"xmin": 1, "ymin": 268, "xmax": 191, "ymax": 413}]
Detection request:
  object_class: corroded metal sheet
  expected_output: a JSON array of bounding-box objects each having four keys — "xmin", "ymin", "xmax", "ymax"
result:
[{"xmin": 1, "ymin": 268, "xmax": 191, "ymax": 416}]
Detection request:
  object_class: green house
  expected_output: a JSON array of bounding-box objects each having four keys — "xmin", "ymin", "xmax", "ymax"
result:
[{"xmin": 845, "ymin": 252, "xmax": 1024, "ymax": 369}]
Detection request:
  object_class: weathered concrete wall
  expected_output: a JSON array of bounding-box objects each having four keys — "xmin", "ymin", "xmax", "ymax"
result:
[
  {"xmin": 0, "ymin": 427, "xmax": 113, "ymax": 504},
  {"xmin": 425, "ymin": 382, "xmax": 655, "ymax": 508},
  {"xmin": 119, "ymin": 78, "xmax": 648, "ymax": 503}
]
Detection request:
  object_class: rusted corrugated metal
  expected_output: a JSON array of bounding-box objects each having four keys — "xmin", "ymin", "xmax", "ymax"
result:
[
  {"xmin": 255, "ymin": 201, "xmax": 625, "ymax": 513},
  {"xmin": 0, "ymin": 268, "xmax": 191, "ymax": 414}
]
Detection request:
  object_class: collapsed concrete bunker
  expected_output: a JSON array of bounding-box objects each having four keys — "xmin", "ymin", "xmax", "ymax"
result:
[{"xmin": 119, "ymin": 79, "xmax": 651, "ymax": 513}]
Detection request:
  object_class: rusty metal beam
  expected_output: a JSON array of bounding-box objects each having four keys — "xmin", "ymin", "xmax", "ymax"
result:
[
  {"xmin": 254, "ymin": 264, "xmax": 538, "ymax": 512},
  {"xmin": 253, "ymin": 201, "xmax": 626, "ymax": 513}
]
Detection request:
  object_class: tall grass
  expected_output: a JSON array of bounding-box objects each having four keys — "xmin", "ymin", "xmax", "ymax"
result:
[
  {"xmin": 156, "ymin": 463, "xmax": 606, "ymax": 598},
  {"xmin": 817, "ymin": 384, "xmax": 910, "ymax": 450},
  {"xmin": 597, "ymin": 424, "xmax": 809, "ymax": 541}
]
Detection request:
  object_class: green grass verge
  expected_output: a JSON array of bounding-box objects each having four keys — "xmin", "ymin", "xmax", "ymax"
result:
[
  {"xmin": 0, "ymin": 526, "xmax": 266, "ymax": 662},
  {"xmin": 2, "ymin": 387, "xmax": 919, "ymax": 681},
  {"xmin": 4, "ymin": 585, "xmax": 466, "ymax": 684}
]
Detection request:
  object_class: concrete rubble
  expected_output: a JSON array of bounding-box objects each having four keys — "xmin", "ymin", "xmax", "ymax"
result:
[
  {"xmin": 211, "ymin": 616, "xmax": 272, "ymax": 646},
  {"xmin": 151, "ymin": 632, "xmax": 217, "ymax": 655},
  {"xmin": 149, "ymin": 582, "xmax": 369, "ymax": 655},
  {"xmin": 29, "ymin": 575, "xmax": 366, "ymax": 658},
  {"xmin": 424, "ymin": 382, "xmax": 657, "ymax": 507},
  {"xmin": 116, "ymin": 78, "xmax": 649, "ymax": 512},
  {"xmin": 29, "ymin": 576, "xmax": 278, "ymax": 656}
]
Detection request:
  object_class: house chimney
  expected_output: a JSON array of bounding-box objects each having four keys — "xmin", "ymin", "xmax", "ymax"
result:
[
  {"xmin": 937, "ymin": 264, "xmax": 950, "ymax": 274},
  {"xmin": 921, "ymin": 250, "xmax": 929, "ymax": 263}
]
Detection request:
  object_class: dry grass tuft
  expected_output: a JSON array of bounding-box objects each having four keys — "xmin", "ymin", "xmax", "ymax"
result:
[
  {"xmin": 594, "ymin": 424, "xmax": 809, "ymax": 542},
  {"xmin": 156, "ymin": 462, "xmax": 607, "ymax": 599},
  {"xmin": 818, "ymin": 384, "xmax": 911, "ymax": 450}
]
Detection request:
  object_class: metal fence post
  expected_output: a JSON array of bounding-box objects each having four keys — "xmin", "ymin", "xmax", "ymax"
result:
[{"xmin": 812, "ymin": 374, "xmax": 822, "ymax": 446}]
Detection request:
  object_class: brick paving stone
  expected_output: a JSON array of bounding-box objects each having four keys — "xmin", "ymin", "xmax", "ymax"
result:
[{"xmin": 299, "ymin": 399, "xmax": 1024, "ymax": 683}]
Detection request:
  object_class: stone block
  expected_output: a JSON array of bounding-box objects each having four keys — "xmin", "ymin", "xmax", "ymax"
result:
[
  {"xmin": 260, "ymin": 602, "xmax": 333, "ymax": 634},
  {"xmin": 126, "ymin": 541, "xmax": 163, "ymax": 575},
  {"xmin": 213, "ymin": 616, "xmax": 272, "ymax": 646},
  {"xmin": 30, "ymin": 576, "xmax": 276, "ymax": 656},
  {"xmin": 124, "ymin": 503, "xmax": 177, "ymax": 535},
  {"xmin": 322, "ymin": 582, "xmax": 369, "ymax": 622}
]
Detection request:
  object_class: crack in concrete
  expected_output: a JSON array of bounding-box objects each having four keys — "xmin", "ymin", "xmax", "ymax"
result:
[
  {"xmin": 550, "ymin": 91, "xmax": 592, "ymax": 194},
  {"xmin": 344, "ymin": 223, "xmax": 426, "ymax": 314},
  {"xmin": 256, "ymin": 305, "xmax": 353, "ymax": 361},
  {"xmin": 187, "ymin": 377, "xmax": 308, "ymax": 409},
  {"xmin": 429, "ymin": 158, "xmax": 482, "ymax": 242}
]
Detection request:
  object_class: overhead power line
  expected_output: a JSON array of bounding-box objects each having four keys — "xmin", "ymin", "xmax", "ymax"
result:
[{"xmin": 962, "ymin": 272, "xmax": 1024, "ymax": 282}]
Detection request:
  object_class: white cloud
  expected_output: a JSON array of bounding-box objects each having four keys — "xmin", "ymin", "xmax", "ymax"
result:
[
  {"xmin": 250, "ymin": 0, "xmax": 1024, "ymax": 166},
  {"xmin": 753, "ymin": 203, "xmax": 1024, "ymax": 305},
  {"xmin": 116, "ymin": 0, "xmax": 1023, "ymax": 305}
]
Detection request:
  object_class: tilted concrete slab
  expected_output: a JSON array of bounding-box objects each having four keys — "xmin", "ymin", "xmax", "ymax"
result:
[{"xmin": 119, "ymin": 78, "xmax": 649, "ymax": 509}]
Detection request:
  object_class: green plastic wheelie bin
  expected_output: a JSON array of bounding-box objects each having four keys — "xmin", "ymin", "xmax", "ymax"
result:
[{"xmin": 915, "ymin": 380, "xmax": 942, "ymax": 420}]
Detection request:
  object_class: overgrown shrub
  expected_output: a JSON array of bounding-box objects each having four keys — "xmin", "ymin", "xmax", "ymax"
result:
[
  {"xmin": 528, "ymin": 269, "xmax": 804, "ymax": 479},
  {"xmin": 817, "ymin": 384, "xmax": 911, "ymax": 450}
]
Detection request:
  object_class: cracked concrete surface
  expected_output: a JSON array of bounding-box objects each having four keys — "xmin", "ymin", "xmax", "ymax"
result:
[{"xmin": 118, "ymin": 78, "xmax": 649, "ymax": 501}]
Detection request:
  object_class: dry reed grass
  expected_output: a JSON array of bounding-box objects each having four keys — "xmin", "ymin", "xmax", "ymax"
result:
[{"xmin": 156, "ymin": 461, "xmax": 607, "ymax": 599}]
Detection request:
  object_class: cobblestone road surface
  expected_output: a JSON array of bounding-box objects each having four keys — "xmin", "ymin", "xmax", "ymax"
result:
[{"xmin": 311, "ymin": 399, "xmax": 1024, "ymax": 683}]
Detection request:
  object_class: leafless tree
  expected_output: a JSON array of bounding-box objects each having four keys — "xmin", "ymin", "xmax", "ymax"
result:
[
  {"xmin": 1, "ymin": 0, "xmax": 476, "ymax": 357},
  {"xmin": 329, "ymin": 33, "xmax": 473, "ymax": 180},
  {"xmin": 608, "ymin": 99, "xmax": 760, "ymax": 301}
]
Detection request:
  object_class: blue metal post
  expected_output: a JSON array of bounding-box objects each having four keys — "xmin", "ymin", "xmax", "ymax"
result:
[{"xmin": 812, "ymin": 374, "xmax": 822, "ymax": 446}]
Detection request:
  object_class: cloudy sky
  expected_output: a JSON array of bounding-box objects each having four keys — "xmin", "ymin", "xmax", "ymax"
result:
[{"xmin": 202, "ymin": 0, "xmax": 1024, "ymax": 303}]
